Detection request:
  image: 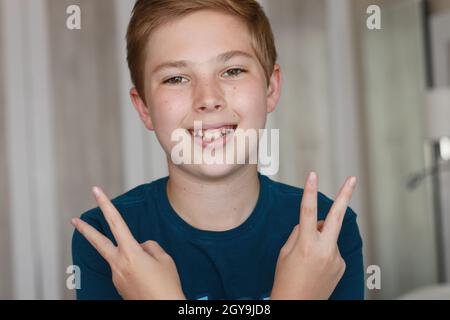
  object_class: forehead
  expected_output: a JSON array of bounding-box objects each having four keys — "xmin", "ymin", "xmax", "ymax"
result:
[{"xmin": 145, "ymin": 10, "xmax": 255, "ymax": 69}]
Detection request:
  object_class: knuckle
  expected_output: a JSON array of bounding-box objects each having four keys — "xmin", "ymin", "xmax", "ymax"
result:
[
  {"xmin": 77, "ymin": 224, "xmax": 86, "ymax": 234},
  {"xmin": 339, "ymin": 257, "xmax": 346, "ymax": 273},
  {"xmin": 115, "ymin": 259, "xmax": 127, "ymax": 272},
  {"xmin": 298, "ymin": 242, "xmax": 313, "ymax": 257},
  {"xmin": 328, "ymin": 212, "xmax": 343, "ymax": 228},
  {"xmin": 279, "ymin": 246, "xmax": 290, "ymax": 257},
  {"xmin": 340, "ymin": 188, "xmax": 350, "ymax": 199},
  {"xmin": 100, "ymin": 237, "xmax": 111, "ymax": 249},
  {"xmin": 112, "ymin": 273, "xmax": 121, "ymax": 286},
  {"xmin": 106, "ymin": 216, "xmax": 117, "ymax": 230},
  {"xmin": 302, "ymin": 206, "xmax": 315, "ymax": 216},
  {"xmin": 318, "ymin": 251, "xmax": 332, "ymax": 263},
  {"xmin": 161, "ymin": 251, "xmax": 173, "ymax": 262},
  {"xmin": 318, "ymin": 247, "xmax": 336, "ymax": 263},
  {"xmin": 158, "ymin": 253, "xmax": 175, "ymax": 268},
  {"xmin": 158, "ymin": 249, "xmax": 169, "ymax": 259},
  {"xmin": 117, "ymin": 252, "xmax": 134, "ymax": 269},
  {"xmin": 290, "ymin": 225, "xmax": 300, "ymax": 238},
  {"xmin": 142, "ymin": 240, "xmax": 157, "ymax": 250},
  {"xmin": 330, "ymin": 253, "xmax": 346, "ymax": 276},
  {"xmin": 328, "ymin": 210, "xmax": 339, "ymax": 222},
  {"xmin": 110, "ymin": 261, "xmax": 123, "ymax": 277}
]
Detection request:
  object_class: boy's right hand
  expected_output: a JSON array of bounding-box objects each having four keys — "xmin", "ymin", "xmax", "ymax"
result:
[
  {"xmin": 270, "ymin": 172, "xmax": 357, "ymax": 300},
  {"xmin": 71, "ymin": 186, "xmax": 186, "ymax": 300}
]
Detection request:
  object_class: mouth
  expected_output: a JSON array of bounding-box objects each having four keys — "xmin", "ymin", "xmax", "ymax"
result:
[{"xmin": 187, "ymin": 123, "xmax": 238, "ymax": 148}]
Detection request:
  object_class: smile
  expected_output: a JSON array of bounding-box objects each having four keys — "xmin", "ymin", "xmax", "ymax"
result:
[{"xmin": 187, "ymin": 123, "xmax": 237, "ymax": 147}]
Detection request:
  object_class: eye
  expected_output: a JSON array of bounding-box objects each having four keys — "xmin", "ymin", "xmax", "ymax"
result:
[
  {"xmin": 223, "ymin": 67, "xmax": 247, "ymax": 78},
  {"xmin": 163, "ymin": 76, "xmax": 188, "ymax": 85}
]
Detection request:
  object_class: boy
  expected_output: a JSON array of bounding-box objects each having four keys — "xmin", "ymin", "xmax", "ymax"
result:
[{"xmin": 71, "ymin": 0, "xmax": 363, "ymax": 300}]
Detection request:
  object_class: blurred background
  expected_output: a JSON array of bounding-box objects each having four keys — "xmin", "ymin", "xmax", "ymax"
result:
[{"xmin": 1, "ymin": 0, "xmax": 450, "ymax": 300}]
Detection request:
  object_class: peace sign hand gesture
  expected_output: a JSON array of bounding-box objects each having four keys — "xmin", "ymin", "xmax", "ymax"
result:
[
  {"xmin": 71, "ymin": 186, "xmax": 186, "ymax": 300},
  {"xmin": 270, "ymin": 172, "xmax": 357, "ymax": 300}
]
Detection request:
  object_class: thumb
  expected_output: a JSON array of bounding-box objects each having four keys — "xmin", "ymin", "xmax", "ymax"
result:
[{"xmin": 140, "ymin": 240, "xmax": 166, "ymax": 258}]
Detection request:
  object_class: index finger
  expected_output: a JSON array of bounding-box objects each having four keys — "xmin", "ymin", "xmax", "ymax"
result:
[
  {"xmin": 72, "ymin": 217, "xmax": 117, "ymax": 263},
  {"xmin": 322, "ymin": 176, "xmax": 357, "ymax": 243},
  {"xmin": 93, "ymin": 186, "xmax": 139, "ymax": 248}
]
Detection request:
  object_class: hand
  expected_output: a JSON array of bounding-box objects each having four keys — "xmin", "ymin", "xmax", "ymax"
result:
[
  {"xmin": 270, "ymin": 172, "xmax": 357, "ymax": 300},
  {"xmin": 71, "ymin": 186, "xmax": 186, "ymax": 300}
]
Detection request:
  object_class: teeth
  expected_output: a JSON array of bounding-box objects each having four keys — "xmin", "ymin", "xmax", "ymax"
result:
[
  {"xmin": 191, "ymin": 129, "xmax": 203, "ymax": 137},
  {"xmin": 191, "ymin": 127, "xmax": 235, "ymax": 139},
  {"xmin": 204, "ymin": 130, "xmax": 221, "ymax": 141}
]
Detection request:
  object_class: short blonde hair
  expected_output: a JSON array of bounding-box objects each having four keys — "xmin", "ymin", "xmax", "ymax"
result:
[{"xmin": 126, "ymin": 0, "xmax": 278, "ymax": 100}]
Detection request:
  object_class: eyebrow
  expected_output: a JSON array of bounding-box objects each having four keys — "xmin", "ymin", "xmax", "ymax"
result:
[{"xmin": 151, "ymin": 50, "xmax": 255, "ymax": 75}]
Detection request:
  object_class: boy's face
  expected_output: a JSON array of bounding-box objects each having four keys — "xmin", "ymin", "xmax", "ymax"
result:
[{"xmin": 131, "ymin": 9, "xmax": 281, "ymax": 180}]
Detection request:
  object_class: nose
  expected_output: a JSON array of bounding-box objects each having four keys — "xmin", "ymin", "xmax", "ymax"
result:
[{"xmin": 192, "ymin": 78, "xmax": 226, "ymax": 113}]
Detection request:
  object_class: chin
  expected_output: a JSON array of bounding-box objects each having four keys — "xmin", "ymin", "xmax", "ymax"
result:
[{"xmin": 189, "ymin": 162, "xmax": 245, "ymax": 181}]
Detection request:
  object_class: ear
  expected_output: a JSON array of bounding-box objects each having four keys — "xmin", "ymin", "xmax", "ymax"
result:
[
  {"xmin": 266, "ymin": 63, "xmax": 282, "ymax": 114},
  {"xmin": 130, "ymin": 87, "xmax": 154, "ymax": 131}
]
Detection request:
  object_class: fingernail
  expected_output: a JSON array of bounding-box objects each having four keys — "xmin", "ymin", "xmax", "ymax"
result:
[
  {"xmin": 348, "ymin": 176, "xmax": 357, "ymax": 188},
  {"xmin": 92, "ymin": 186, "xmax": 101, "ymax": 197},
  {"xmin": 308, "ymin": 171, "xmax": 317, "ymax": 186},
  {"xmin": 71, "ymin": 218, "xmax": 78, "ymax": 226}
]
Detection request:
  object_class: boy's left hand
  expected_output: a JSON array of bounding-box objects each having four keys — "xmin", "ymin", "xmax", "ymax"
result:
[
  {"xmin": 270, "ymin": 172, "xmax": 356, "ymax": 299},
  {"xmin": 71, "ymin": 186, "xmax": 186, "ymax": 300}
]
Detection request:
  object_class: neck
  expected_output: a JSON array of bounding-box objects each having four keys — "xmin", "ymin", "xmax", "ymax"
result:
[{"xmin": 166, "ymin": 164, "xmax": 260, "ymax": 231}]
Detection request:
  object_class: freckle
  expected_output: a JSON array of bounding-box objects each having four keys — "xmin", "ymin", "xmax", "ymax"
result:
[
  {"xmin": 233, "ymin": 207, "xmax": 237, "ymax": 211},
  {"xmin": 233, "ymin": 86, "xmax": 236, "ymax": 90}
]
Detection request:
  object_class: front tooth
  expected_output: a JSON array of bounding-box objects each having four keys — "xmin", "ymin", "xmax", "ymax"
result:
[{"xmin": 204, "ymin": 129, "xmax": 221, "ymax": 140}]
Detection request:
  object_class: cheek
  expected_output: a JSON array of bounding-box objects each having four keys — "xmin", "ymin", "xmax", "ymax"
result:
[
  {"xmin": 151, "ymin": 98, "xmax": 186, "ymax": 152},
  {"xmin": 230, "ymin": 83, "xmax": 267, "ymax": 126},
  {"xmin": 152, "ymin": 96, "xmax": 185, "ymax": 132}
]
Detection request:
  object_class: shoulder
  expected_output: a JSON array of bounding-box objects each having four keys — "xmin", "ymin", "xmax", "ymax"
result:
[{"xmin": 72, "ymin": 176, "xmax": 168, "ymax": 247}]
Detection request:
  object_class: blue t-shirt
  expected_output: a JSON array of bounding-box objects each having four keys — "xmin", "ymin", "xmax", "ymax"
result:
[{"xmin": 72, "ymin": 173, "xmax": 364, "ymax": 300}]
